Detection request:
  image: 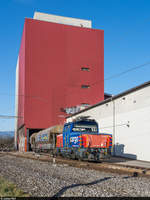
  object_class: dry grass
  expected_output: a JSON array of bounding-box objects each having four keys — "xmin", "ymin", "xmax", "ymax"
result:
[
  {"xmin": 0, "ymin": 136, "xmax": 14, "ymax": 145},
  {"xmin": 0, "ymin": 176, "xmax": 29, "ymax": 197},
  {"xmin": 0, "ymin": 136, "xmax": 14, "ymax": 151}
]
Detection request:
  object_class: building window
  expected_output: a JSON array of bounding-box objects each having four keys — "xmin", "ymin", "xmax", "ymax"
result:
[
  {"xmin": 81, "ymin": 103, "xmax": 89, "ymax": 106},
  {"xmin": 81, "ymin": 67, "xmax": 90, "ymax": 71},
  {"xmin": 81, "ymin": 85, "xmax": 90, "ymax": 89}
]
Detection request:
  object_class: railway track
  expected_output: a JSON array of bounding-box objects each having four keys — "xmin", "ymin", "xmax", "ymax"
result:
[{"xmin": 1, "ymin": 151, "xmax": 150, "ymax": 178}]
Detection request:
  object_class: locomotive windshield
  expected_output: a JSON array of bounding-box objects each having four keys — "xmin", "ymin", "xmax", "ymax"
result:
[{"xmin": 72, "ymin": 121, "xmax": 98, "ymax": 133}]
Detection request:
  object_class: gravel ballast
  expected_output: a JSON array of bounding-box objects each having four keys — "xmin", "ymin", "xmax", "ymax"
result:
[{"xmin": 0, "ymin": 154, "xmax": 150, "ymax": 197}]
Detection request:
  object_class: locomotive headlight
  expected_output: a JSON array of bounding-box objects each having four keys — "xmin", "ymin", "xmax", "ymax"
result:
[{"xmin": 101, "ymin": 144, "xmax": 103, "ymax": 147}]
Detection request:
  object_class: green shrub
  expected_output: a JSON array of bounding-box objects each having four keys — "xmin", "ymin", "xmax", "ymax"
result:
[{"xmin": 0, "ymin": 176, "xmax": 29, "ymax": 197}]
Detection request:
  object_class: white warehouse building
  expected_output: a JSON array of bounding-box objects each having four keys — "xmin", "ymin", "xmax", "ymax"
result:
[{"xmin": 66, "ymin": 81, "xmax": 150, "ymax": 162}]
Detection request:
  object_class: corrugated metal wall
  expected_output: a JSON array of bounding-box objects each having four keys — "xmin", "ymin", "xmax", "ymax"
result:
[{"xmin": 16, "ymin": 17, "xmax": 104, "ymax": 151}]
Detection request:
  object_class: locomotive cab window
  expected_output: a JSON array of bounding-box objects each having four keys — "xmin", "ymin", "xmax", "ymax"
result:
[
  {"xmin": 72, "ymin": 121, "xmax": 98, "ymax": 133},
  {"xmin": 67, "ymin": 125, "xmax": 70, "ymax": 131},
  {"xmin": 65, "ymin": 125, "xmax": 68, "ymax": 132}
]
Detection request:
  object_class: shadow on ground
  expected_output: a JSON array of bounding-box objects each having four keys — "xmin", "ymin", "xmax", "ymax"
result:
[
  {"xmin": 52, "ymin": 176, "xmax": 113, "ymax": 197},
  {"xmin": 103, "ymin": 143, "xmax": 137, "ymax": 163}
]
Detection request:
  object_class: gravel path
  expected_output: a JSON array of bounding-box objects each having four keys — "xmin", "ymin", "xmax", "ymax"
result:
[{"xmin": 0, "ymin": 155, "xmax": 150, "ymax": 197}]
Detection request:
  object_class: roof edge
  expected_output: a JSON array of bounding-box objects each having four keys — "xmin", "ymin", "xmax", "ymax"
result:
[{"xmin": 66, "ymin": 80, "xmax": 150, "ymax": 118}]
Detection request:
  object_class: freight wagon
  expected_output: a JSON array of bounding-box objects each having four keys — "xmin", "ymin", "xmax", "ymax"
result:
[{"xmin": 30, "ymin": 125, "xmax": 63, "ymax": 153}]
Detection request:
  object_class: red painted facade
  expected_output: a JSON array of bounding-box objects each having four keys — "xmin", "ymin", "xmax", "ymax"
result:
[{"xmin": 18, "ymin": 18, "xmax": 104, "ymax": 134}]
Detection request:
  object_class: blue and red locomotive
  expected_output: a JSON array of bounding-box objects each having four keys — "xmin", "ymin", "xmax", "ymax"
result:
[
  {"xmin": 56, "ymin": 117, "xmax": 112, "ymax": 161},
  {"xmin": 30, "ymin": 117, "xmax": 112, "ymax": 161}
]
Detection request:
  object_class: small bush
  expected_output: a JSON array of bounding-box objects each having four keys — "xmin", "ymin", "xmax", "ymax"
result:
[
  {"xmin": 0, "ymin": 177, "xmax": 29, "ymax": 197},
  {"xmin": 0, "ymin": 136, "xmax": 14, "ymax": 151}
]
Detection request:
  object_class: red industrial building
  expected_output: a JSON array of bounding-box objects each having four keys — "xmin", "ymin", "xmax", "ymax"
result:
[{"xmin": 15, "ymin": 12, "xmax": 104, "ymax": 151}]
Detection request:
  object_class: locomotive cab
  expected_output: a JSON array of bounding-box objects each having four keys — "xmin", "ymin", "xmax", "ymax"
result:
[{"xmin": 63, "ymin": 119, "xmax": 98, "ymax": 148}]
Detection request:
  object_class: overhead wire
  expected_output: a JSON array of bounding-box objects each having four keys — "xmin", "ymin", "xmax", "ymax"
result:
[
  {"xmin": 0, "ymin": 115, "xmax": 23, "ymax": 119},
  {"xmin": 0, "ymin": 61, "xmax": 150, "ymax": 100},
  {"xmin": 53, "ymin": 60, "xmax": 150, "ymax": 99},
  {"xmin": 66, "ymin": 61, "xmax": 150, "ymax": 88},
  {"xmin": 0, "ymin": 60, "xmax": 150, "ymax": 119}
]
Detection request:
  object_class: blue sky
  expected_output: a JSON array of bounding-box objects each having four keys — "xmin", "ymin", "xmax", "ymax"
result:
[{"xmin": 0, "ymin": 0, "xmax": 150, "ymax": 131}]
